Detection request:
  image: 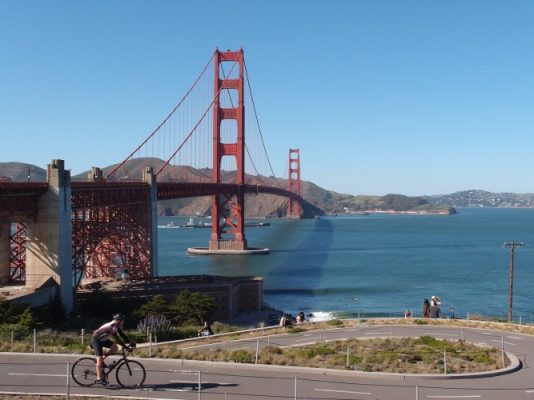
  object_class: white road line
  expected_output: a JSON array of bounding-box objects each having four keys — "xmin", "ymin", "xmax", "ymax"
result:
[
  {"xmin": 507, "ymin": 336, "xmax": 521, "ymax": 340},
  {"xmin": 425, "ymin": 396, "xmax": 481, "ymax": 398},
  {"xmin": 490, "ymin": 339, "xmax": 516, "ymax": 346},
  {"xmin": 525, "ymin": 390, "xmax": 534, "ymax": 393},
  {"xmin": 295, "ymin": 338, "xmax": 313, "ymax": 342},
  {"xmin": 365, "ymin": 332, "xmax": 388, "ymax": 335},
  {"xmin": 314, "ymin": 388, "xmax": 372, "ymax": 395},
  {"xmin": 169, "ymin": 379, "xmax": 234, "ymax": 385},
  {"xmin": 283, "ymin": 342, "xmax": 315, "ymax": 347},
  {"xmin": 425, "ymin": 332, "xmax": 458, "ymax": 337},
  {"xmin": 1, "ymin": 392, "xmax": 184, "ymax": 400},
  {"xmin": 9, "ymin": 373, "xmax": 66, "ymax": 377}
]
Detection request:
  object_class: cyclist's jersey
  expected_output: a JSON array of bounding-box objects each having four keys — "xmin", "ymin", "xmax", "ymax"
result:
[{"xmin": 92, "ymin": 320, "xmax": 124, "ymax": 343}]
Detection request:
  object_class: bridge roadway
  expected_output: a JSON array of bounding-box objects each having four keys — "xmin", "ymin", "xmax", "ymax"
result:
[{"xmin": 0, "ymin": 323, "xmax": 533, "ymax": 399}]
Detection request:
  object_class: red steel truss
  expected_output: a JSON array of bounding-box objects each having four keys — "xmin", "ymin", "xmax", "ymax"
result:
[
  {"xmin": 9, "ymin": 223, "xmax": 27, "ymax": 282},
  {"xmin": 288, "ymin": 148, "xmax": 302, "ymax": 218},
  {"xmin": 210, "ymin": 49, "xmax": 247, "ymax": 250},
  {"xmin": 71, "ymin": 182, "xmax": 152, "ymax": 287}
]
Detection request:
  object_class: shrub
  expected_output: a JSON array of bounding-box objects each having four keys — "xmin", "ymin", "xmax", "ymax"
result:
[
  {"xmin": 137, "ymin": 315, "xmax": 174, "ymax": 341},
  {"xmin": 230, "ymin": 349, "xmax": 253, "ymax": 363},
  {"xmin": 327, "ymin": 319, "xmax": 344, "ymax": 327},
  {"xmin": 287, "ymin": 327, "xmax": 306, "ymax": 334}
]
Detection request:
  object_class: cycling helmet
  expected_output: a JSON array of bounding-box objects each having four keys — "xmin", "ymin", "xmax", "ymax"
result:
[{"xmin": 113, "ymin": 313, "xmax": 125, "ymax": 321}]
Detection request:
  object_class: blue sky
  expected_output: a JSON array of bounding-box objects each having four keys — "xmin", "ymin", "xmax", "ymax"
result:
[{"xmin": 1, "ymin": 1, "xmax": 534, "ymax": 196}]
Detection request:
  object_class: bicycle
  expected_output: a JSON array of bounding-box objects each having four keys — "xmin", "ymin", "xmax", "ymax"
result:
[{"xmin": 71, "ymin": 345, "xmax": 146, "ymax": 388}]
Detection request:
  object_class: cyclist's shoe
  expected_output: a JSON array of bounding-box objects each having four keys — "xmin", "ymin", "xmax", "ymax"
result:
[{"xmin": 95, "ymin": 378, "xmax": 109, "ymax": 386}]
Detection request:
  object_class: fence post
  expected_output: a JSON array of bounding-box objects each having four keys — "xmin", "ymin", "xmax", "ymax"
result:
[
  {"xmin": 294, "ymin": 376, "xmax": 297, "ymax": 400},
  {"xmin": 81, "ymin": 329, "xmax": 84, "ymax": 346},
  {"xmin": 33, "ymin": 328, "xmax": 36, "ymax": 353},
  {"xmin": 255, "ymin": 338, "xmax": 260, "ymax": 364},
  {"xmin": 11, "ymin": 331, "xmax": 14, "ymax": 347},
  {"xmin": 148, "ymin": 328, "xmax": 152, "ymax": 357},
  {"xmin": 416, "ymin": 385, "xmax": 419, "ymax": 400},
  {"xmin": 66, "ymin": 361, "xmax": 70, "ymax": 399},
  {"xmin": 346, "ymin": 346, "xmax": 350, "ymax": 368},
  {"xmin": 501, "ymin": 336, "xmax": 505, "ymax": 368},
  {"xmin": 198, "ymin": 370, "xmax": 202, "ymax": 400},
  {"xmin": 443, "ymin": 351, "xmax": 447, "ymax": 374},
  {"xmin": 460, "ymin": 327, "xmax": 464, "ymax": 341}
]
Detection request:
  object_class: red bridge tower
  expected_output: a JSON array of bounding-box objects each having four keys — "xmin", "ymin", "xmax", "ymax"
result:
[
  {"xmin": 288, "ymin": 148, "xmax": 302, "ymax": 218},
  {"xmin": 209, "ymin": 49, "xmax": 247, "ymax": 251}
]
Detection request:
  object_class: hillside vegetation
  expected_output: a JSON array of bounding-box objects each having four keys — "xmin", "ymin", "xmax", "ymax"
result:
[{"xmin": 0, "ymin": 159, "xmax": 453, "ymax": 217}]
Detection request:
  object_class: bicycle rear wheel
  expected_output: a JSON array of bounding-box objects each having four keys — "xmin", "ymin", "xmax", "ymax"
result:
[
  {"xmin": 116, "ymin": 359, "xmax": 146, "ymax": 388},
  {"xmin": 71, "ymin": 357, "xmax": 97, "ymax": 386}
]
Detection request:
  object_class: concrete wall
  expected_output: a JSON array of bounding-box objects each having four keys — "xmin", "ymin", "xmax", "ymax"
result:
[
  {"xmin": 25, "ymin": 160, "xmax": 73, "ymax": 313},
  {"xmin": 143, "ymin": 167, "xmax": 159, "ymax": 277}
]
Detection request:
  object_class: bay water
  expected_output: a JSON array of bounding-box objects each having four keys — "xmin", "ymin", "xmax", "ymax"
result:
[{"xmin": 157, "ymin": 208, "xmax": 534, "ymax": 321}]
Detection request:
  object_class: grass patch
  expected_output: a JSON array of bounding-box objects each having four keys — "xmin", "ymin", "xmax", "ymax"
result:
[{"xmin": 144, "ymin": 335, "xmax": 507, "ymax": 374}]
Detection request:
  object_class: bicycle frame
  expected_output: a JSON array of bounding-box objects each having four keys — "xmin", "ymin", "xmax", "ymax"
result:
[{"xmin": 102, "ymin": 348, "xmax": 129, "ymax": 378}]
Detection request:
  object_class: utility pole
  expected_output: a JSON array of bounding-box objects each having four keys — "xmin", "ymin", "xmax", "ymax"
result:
[{"xmin": 503, "ymin": 241, "xmax": 525, "ymax": 322}]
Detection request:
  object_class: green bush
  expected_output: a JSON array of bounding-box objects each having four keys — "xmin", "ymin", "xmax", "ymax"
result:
[
  {"xmin": 296, "ymin": 345, "xmax": 335, "ymax": 359},
  {"xmin": 327, "ymin": 319, "xmax": 344, "ymax": 327},
  {"xmin": 287, "ymin": 327, "xmax": 306, "ymax": 333},
  {"xmin": 230, "ymin": 349, "xmax": 253, "ymax": 363}
]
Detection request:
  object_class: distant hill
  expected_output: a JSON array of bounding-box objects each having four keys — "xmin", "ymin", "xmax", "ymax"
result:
[
  {"xmin": 425, "ymin": 190, "xmax": 534, "ymax": 208},
  {"xmin": 1, "ymin": 159, "xmax": 455, "ymax": 217},
  {"xmin": 0, "ymin": 162, "xmax": 46, "ymax": 182}
]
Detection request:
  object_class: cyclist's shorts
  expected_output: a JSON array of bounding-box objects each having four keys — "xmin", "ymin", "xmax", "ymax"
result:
[{"xmin": 90, "ymin": 337, "xmax": 114, "ymax": 357}]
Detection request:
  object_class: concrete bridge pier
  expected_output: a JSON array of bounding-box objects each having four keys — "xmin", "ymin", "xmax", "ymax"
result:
[
  {"xmin": 143, "ymin": 167, "xmax": 159, "ymax": 277},
  {"xmin": 0, "ymin": 221, "xmax": 10, "ymax": 284},
  {"xmin": 25, "ymin": 160, "xmax": 73, "ymax": 313}
]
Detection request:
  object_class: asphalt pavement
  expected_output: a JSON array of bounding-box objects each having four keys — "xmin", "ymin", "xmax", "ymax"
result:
[{"xmin": 1, "ymin": 323, "xmax": 533, "ymax": 400}]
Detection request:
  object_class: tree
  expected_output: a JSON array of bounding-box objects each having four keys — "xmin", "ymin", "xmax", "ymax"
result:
[
  {"xmin": 171, "ymin": 290, "xmax": 215, "ymax": 325},
  {"xmin": 18, "ymin": 307, "xmax": 35, "ymax": 328},
  {"xmin": 135, "ymin": 295, "xmax": 171, "ymax": 319}
]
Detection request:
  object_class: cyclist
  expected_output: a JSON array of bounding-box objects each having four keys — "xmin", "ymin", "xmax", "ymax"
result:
[{"xmin": 91, "ymin": 313, "xmax": 132, "ymax": 385}]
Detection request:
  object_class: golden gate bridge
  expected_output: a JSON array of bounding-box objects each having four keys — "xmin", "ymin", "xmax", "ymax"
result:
[{"xmin": 0, "ymin": 49, "xmax": 305, "ymax": 311}]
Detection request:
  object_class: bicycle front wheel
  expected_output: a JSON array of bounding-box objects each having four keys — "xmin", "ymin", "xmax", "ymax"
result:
[
  {"xmin": 116, "ymin": 359, "xmax": 146, "ymax": 388},
  {"xmin": 71, "ymin": 357, "xmax": 97, "ymax": 387}
]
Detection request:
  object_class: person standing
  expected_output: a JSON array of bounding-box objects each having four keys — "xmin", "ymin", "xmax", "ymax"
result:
[
  {"xmin": 428, "ymin": 303, "xmax": 441, "ymax": 318},
  {"xmin": 423, "ymin": 299, "xmax": 430, "ymax": 318}
]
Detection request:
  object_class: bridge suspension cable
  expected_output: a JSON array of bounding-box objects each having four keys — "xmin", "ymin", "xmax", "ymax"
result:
[
  {"xmin": 106, "ymin": 53, "xmax": 215, "ymax": 179},
  {"xmin": 244, "ymin": 60, "xmax": 282, "ymax": 188},
  {"xmin": 156, "ymin": 59, "xmax": 240, "ymax": 176}
]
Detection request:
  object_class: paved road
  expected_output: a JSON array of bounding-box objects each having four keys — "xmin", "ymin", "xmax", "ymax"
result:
[{"xmin": 1, "ymin": 324, "xmax": 534, "ymax": 399}]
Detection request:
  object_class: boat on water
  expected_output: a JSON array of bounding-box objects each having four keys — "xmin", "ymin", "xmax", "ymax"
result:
[
  {"xmin": 159, "ymin": 218, "xmax": 271, "ymax": 229},
  {"xmin": 158, "ymin": 221, "xmax": 180, "ymax": 229},
  {"xmin": 245, "ymin": 222, "xmax": 271, "ymax": 227},
  {"xmin": 182, "ymin": 217, "xmax": 212, "ymax": 228}
]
